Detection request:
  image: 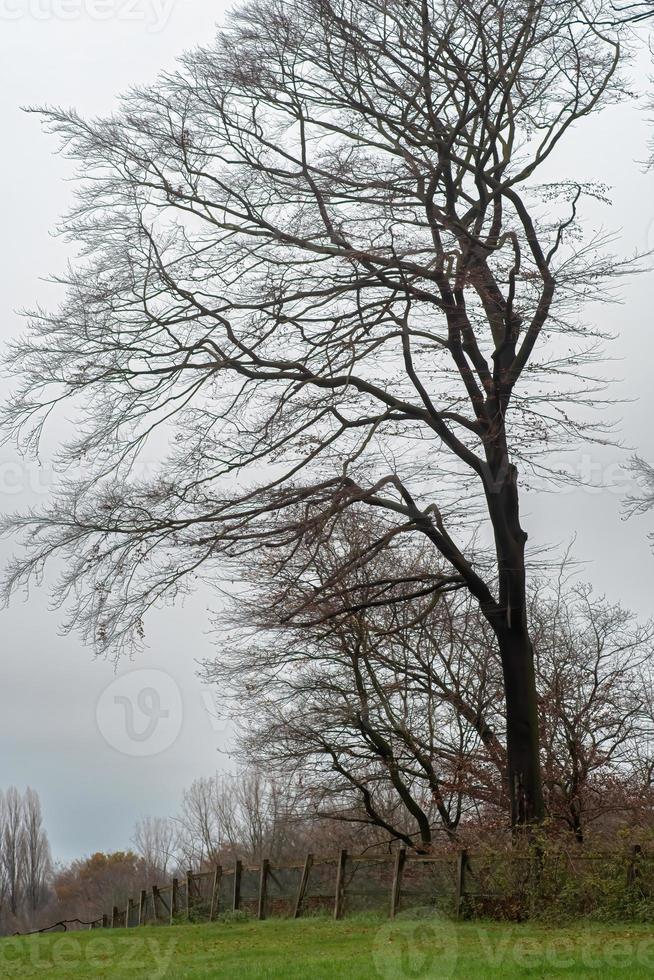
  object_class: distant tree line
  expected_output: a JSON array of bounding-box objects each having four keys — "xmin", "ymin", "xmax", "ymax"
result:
[{"xmin": 26, "ymin": 773, "xmax": 369, "ymax": 930}]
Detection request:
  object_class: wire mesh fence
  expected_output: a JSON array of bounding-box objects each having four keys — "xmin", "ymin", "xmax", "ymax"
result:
[
  {"xmin": 399, "ymin": 855, "xmax": 458, "ymax": 915},
  {"xmin": 301, "ymin": 855, "xmax": 339, "ymax": 916},
  {"xmin": 343, "ymin": 855, "xmax": 395, "ymax": 915},
  {"xmin": 265, "ymin": 863, "xmax": 303, "ymax": 918},
  {"xmin": 216, "ymin": 868, "xmax": 235, "ymax": 912}
]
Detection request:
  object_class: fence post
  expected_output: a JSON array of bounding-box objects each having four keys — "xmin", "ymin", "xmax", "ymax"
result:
[
  {"xmin": 102, "ymin": 914, "xmax": 109, "ymax": 929},
  {"xmin": 152, "ymin": 886, "xmax": 160, "ymax": 923},
  {"xmin": 209, "ymin": 864, "xmax": 223, "ymax": 922},
  {"xmin": 233, "ymin": 859, "xmax": 243, "ymax": 912},
  {"xmin": 186, "ymin": 870, "xmax": 193, "ymax": 920},
  {"xmin": 170, "ymin": 878, "xmax": 179, "ymax": 925},
  {"xmin": 138, "ymin": 889, "xmax": 147, "ymax": 926},
  {"xmin": 111, "ymin": 905, "xmax": 119, "ymax": 929},
  {"xmin": 294, "ymin": 853, "xmax": 313, "ymax": 919},
  {"xmin": 390, "ymin": 847, "xmax": 407, "ymax": 918},
  {"xmin": 455, "ymin": 850, "xmax": 468, "ymax": 919},
  {"xmin": 258, "ymin": 858, "xmax": 270, "ymax": 920},
  {"xmin": 334, "ymin": 849, "xmax": 348, "ymax": 920}
]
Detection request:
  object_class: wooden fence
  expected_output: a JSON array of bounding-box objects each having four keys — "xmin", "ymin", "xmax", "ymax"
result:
[
  {"xmin": 52, "ymin": 844, "xmax": 654, "ymax": 932},
  {"xmin": 82, "ymin": 848, "xmax": 465, "ymax": 930}
]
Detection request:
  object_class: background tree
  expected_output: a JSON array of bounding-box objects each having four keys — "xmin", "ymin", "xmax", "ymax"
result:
[
  {"xmin": 531, "ymin": 581, "xmax": 654, "ymax": 841},
  {"xmin": 0, "ymin": 787, "xmax": 53, "ymax": 933},
  {"xmin": 53, "ymin": 851, "xmax": 149, "ymax": 919},
  {"xmin": 175, "ymin": 778, "xmax": 222, "ymax": 867},
  {"xmin": 1, "ymin": 788, "xmax": 24, "ymax": 918},
  {"xmin": 203, "ymin": 521, "xmax": 504, "ymax": 850},
  {"xmin": 2, "ymin": 0, "xmax": 633, "ymax": 827},
  {"xmin": 204, "ymin": 528, "xmax": 654, "ymax": 848},
  {"xmin": 20, "ymin": 787, "xmax": 52, "ymax": 914},
  {"xmin": 131, "ymin": 816, "xmax": 179, "ymax": 878},
  {"xmin": 175, "ymin": 772, "xmax": 305, "ymax": 866}
]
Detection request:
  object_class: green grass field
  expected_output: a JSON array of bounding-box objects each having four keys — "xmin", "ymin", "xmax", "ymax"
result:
[{"xmin": 2, "ymin": 916, "xmax": 654, "ymax": 978}]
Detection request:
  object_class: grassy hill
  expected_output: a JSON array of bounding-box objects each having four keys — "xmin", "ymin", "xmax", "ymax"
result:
[{"xmin": 2, "ymin": 916, "xmax": 654, "ymax": 978}]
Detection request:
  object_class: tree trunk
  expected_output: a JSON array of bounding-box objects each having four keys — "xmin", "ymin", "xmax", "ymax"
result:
[
  {"xmin": 495, "ymin": 621, "xmax": 544, "ymax": 827},
  {"xmin": 485, "ymin": 462, "xmax": 545, "ymax": 828}
]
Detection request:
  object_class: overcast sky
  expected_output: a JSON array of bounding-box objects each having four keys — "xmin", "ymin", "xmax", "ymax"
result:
[{"xmin": 1, "ymin": 6, "xmax": 653, "ymax": 864}]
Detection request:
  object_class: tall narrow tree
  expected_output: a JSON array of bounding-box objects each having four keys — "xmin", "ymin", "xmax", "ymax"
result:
[
  {"xmin": 21, "ymin": 788, "xmax": 52, "ymax": 914},
  {"xmin": 1, "ymin": 789, "xmax": 24, "ymax": 917}
]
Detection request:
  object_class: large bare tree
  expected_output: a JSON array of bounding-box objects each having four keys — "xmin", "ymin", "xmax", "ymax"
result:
[{"xmin": 2, "ymin": 0, "xmax": 632, "ymax": 826}]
